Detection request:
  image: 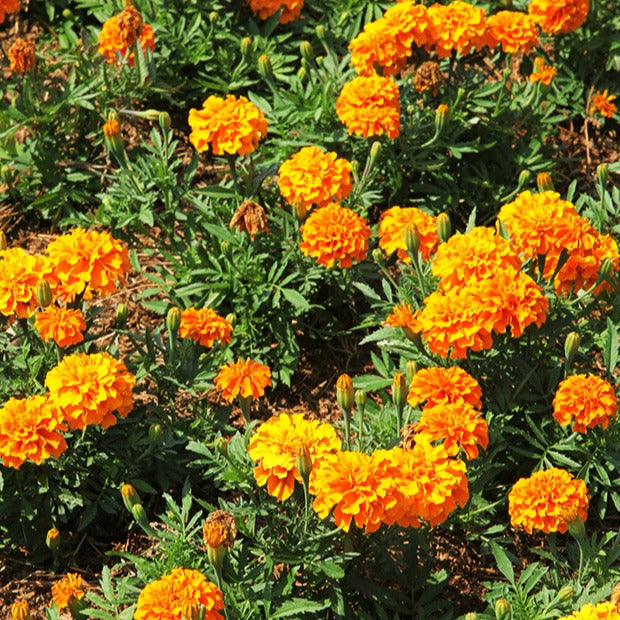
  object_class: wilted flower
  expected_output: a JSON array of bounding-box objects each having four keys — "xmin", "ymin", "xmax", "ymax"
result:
[
  {"xmin": 229, "ymin": 200, "xmax": 270, "ymax": 240},
  {"xmin": 203, "ymin": 510, "xmax": 237, "ymax": 550},
  {"xmin": 8, "ymin": 38, "xmax": 36, "ymax": 74},
  {"xmin": 214, "ymin": 358, "xmax": 271, "ymax": 402},
  {"xmin": 34, "ymin": 306, "xmax": 86, "ymax": 348},
  {"xmin": 413, "ymin": 61, "xmax": 444, "ymax": 95},
  {"xmin": 98, "ymin": 6, "xmax": 155, "ymax": 65},
  {"xmin": 589, "ymin": 90, "xmax": 617, "ymax": 119},
  {"xmin": 247, "ymin": 0, "xmax": 304, "ymax": 24},
  {"xmin": 486, "ymin": 11, "xmax": 539, "ymax": 54},
  {"xmin": 530, "ymin": 57, "xmax": 557, "ymax": 86},
  {"xmin": 378, "ymin": 206, "xmax": 439, "ymax": 262},
  {"xmin": 178, "ymin": 308, "xmax": 233, "ymax": 348},
  {"xmin": 50, "ymin": 573, "xmax": 86, "ymax": 610},
  {"xmin": 528, "ymin": 0, "xmax": 589, "ymax": 34}
]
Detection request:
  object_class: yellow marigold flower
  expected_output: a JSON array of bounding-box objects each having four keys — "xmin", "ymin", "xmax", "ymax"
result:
[
  {"xmin": 530, "ymin": 57, "xmax": 557, "ymax": 85},
  {"xmin": 188, "ymin": 94, "xmax": 268, "ymax": 156},
  {"xmin": 203, "ymin": 510, "xmax": 237, "ymax": 550},
  {"xmin": 50, "ymin": 573, "xmax": 85, "ymax": 610},
  {"xmin": 45, "ymin": 352, "xmax": 135, "ymax": 430},
  {"xmin": 277, "ymin": 146, "xmax": 352, "ymax": 211},
  {"xmin": 428, "ymin": 1, "xmax": 489, "ymax": 59},
  {"xmin": 46, "ymin": 228, "xmax": 130, "ymax": 302},
  {"xmin": 134, "ymin": 568, "xmax": 225, "ymax": 620},
  {"xmin": 558, "ymin": 602, "xmax": 620, "ymax": 620},
  {"xmin": 508, "ymin": 468, "xmax": 589, "ymax": 534},
  {"xmin": 11, "ymin": 601, "xmax": 31, "ymax": 620},
  {"xmin": 299, "ymin": 203, "xmax": 371, "ymax": 269},
  {"xmin": 248, "ymin": 413, "xmax": 341, "ymax": 501},
  {"xmin": 336, "ymin": 75, "xmax": 400, "ymax": 139},
  {"xmin": 383, "ymin": 301, "xmax": 422, "ymax": 339},
  {"xmin": 34, "ymin": 306, "xmax": 86, "ymax": 348},
  {"xmin": 589, "ymin": 90, "xmax": 617, "ymax": 119},
  {"xmin": 552, "ymin": 374, "xmax": 618, "ymax": 433},
  {"xmin": 528, "ymin": 0, "xmax": 589, "ymax": 34},
  {"xmin": 214, "ymin": 357, "xmax": 271, "ymax": 403},
  {"xmin": 378, "ymin": 206, "xmax": 439, "ymax": 262},
  {"xmin": 0, "ymin": 0, "xmax": 19, "ymax": 24},
  {"xmin": 178, "ymin": 308, "xmax": 233, "ymax": 348},
  {"xmin": 229, "ymin": 199, "xmax": 270, "ymax": 240},
  {"xmin": 98, "ymin": 7, "xmax": 155, "ymax": 65},
  {"xmin": 407, "ymin": 366, "xmax": 482, "ymax": 410},
  {"xmin": 8, "ymin": 38, "xmax": 35, "ymax": 74},
  {"xmin": 0, "ymin": 395, "xmax": 67, "ymax": 469},
  {"xmin": 247, "ymin": 0, "xmax": 304, "ymax": 24},
  {"xmin": 486, "ymin": 10, "xmax": 539, "ymax": 54}
]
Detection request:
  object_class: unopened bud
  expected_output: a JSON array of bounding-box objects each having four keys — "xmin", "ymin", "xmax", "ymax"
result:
[
  {"xmin": 121, "ymin": 483, "xmax": 141, "ymax": 512},
  {"xmin": 557, "ymin": 584, "xmax": 574, "ymax": 602},
  {"xmin": 221, "ymin": 240, "xmax": 232, "ymax": 261},
  {"xmin": 181, "ymin": 601, "xmax": 200, "ymax": 620},
  {"xmin": 372, "ymin": 247, "xmax": 384, "ymax": 264},
  {"xmin": 46, "ymin": 528, "xmax": 61, "ymax": 552},
  {"xmin": 295, "ymin": 440, "xmax": 312, "ymax": 482},
  {"xmin": 148, "ymin": 422, "xmax": 163, "ymax": 443},
  {"xmin": 11, "ymin": 601, "xmax": 32, "ymax": 620},
  {"xmin": 369, "ymin": 141, "xmax": 381, "ymax": 162},
  {"xmin": 597, "ymin": 163, "xmax": 609, "ymax": 187},
  {"xmin": 225, "ymin": 312, "xmax": 236, "ymax": 327},
  {"xmin": 315, "ymin": 24, "xmax": 326, "ymax": 41},
  {"xmin": 215, "ymin": 436, "xmax": 229, "ymax": 459},
  {"xmin": 599, "ymin": 257, "xmax": 614, "ymax": 279},
  {"xmin": 300, "ymin": 41, "xmax": 314, "ymax": 64},
  {"xmin": 494, "ymin": 598, "xmax": 511, "ymax": 619},
  {"xmin": 0, "ymin": 230, "xmax": 6, "ymax": 251},
  {"xmin": 240, "ymin": 36, "xmax": 253, "ymax": 58},
  {"xmin": 258, "ymin": 54, "xmax": 274, "ymax": 80},
  {"xmin": 406, "ymin": 360, "xmax": 419, "ymax": 385},
  {"xmin": 404, "ymin": 223, "xmax": 421, "ymax": 257},
  {"xmin": 435, "ymin": 103, "xmax": 449, "ymax": 134},
  {"xmin": 0, "ymin": 165, "xmax": 12, "ymax": 187},
  {"xmin": 564, "ymin": 512, "xmax": 586, "ymax": 541},
  {"xmin": 518, "ymin": 169, "xmax": 531, "ymax": 188},
  {"xmin": 36, "ymin": 280, "xmax": 53, "ymax": 308},
  {"xmin": 336, "ymin": 373, "xmax": 354, "ymax": 415},
  {"xmin": 158, "ymin": 111, "xmax": 171, "ymax": 131},
  {"xmin": 131, "ymin": 503, "xmax": 150, "ymax": 528},
  {"xmin": 465, "ymin": 614, "xmax": 479, "ymax": 620},
  {"xmin": 209, "ymin": 11, "xmax": 218, "ymax": 22},
  {"xmin": 392, "ymin": 373, "xmax": 407, "ymax": 413},
  {"xmin": 297, "ymin": 66, "xmax": 307, "ymax": 82},
  {"xmin": 166, "ymin": 306, "xmax": 181, "ymax": 334},
  {"xmin": 436, "ymin": 212, "xmax": 452, "ymax": 243},
  {"xmin": 115, "ymin": 302, "xmax": 128, "ymax": 328},
  {"xmin": 354, "ymin": 389, "xmax": 366, "ymax": 415},
  {"xmin": 292, "ymin": 201, "xmax": 307, "ymax": 222},
  {"xmin": 536, "ymin": 172, "xmax": 554, "ymax": 192},
  {"xmin": 564, "ymin": 331, "xmax": 580, "ymax": 365}
]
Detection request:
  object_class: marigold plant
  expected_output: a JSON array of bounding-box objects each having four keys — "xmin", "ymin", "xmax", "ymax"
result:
[
  {"xmin": 378, "ymin": 206, "xmax": 439, "ymax": 262},
  {"xmin": 589, "ymin": 90, "xmax": 617, "ymax": 118},
  {"xmin": 8, "ymin": 38, "xmax": 35, "ymax": 74},
  {"xmin": 486, "ymin": 10, "xmax": 539, "ymax": 54},
  {"xmin": 528, "ymin": 0, "xmax": 589, "ymax": 34},
  {"xmin": 530, "ymin": 56, "xmax": 557, "ymax": 85},
  {"xmin": 50, "ymin": 573, "xmax": 85, "ymax": 610},
  {"xmin": 247, "ymin": 0, "xmax": 304, "ymax": 24},
  {"xmin": 98, "ymin": 6, "xmax": 155, "ymax": 65},
  {"xmin": 178, "ymin": 308, "xmax": 233, "ymax": 348},
  {"xmin": 34, "ymin": 306, "xmax": 86, "ymax": 348},
  {"xmin": 0, "ymin": 0, "xmax": 19, "ymax": 24},
  {"xmin": 427, "ymin": 1, "xmax": 489, "ymax": 58},
  {"xmin": 214, "ymin": 358, "xmax": 271, "ymax": 402},
  {"xmin": 407, "ymin": 366, "xmax": 482, "ymax": 410}
]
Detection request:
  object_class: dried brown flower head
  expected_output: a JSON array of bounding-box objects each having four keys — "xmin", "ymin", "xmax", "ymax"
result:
[
  {"xmin": 413, "ymin": 61, "xmax": 444, "ymax": 96},
  {"xmin": 8, "ymin": 39, "xmax": 36, "ymax": 75},
  {"xmin": 117, "ymin": 6, "xmax": 144, "ymax": 48},
  {"xmin": 203, "ymin": 510, "xmax": 237, "ymax": 550},
  {"xmin": 229, "ymin": 200, "xmax": 270, "ymax": 240}
]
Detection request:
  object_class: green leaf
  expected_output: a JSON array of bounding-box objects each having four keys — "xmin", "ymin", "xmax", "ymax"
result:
[
  {"xmin": 271, "ymin": 598, "xmax": 329, "ymax": 618},
  {"xmin": 490, "ymin": 541, "xmax": 515, "ymax": 585},
  {"xmin": 603, "ymin": 318, "xmax": 618, "ymax": 377}
]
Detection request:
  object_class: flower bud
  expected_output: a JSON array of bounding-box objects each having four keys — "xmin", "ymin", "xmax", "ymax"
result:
[
  {"xmin": 392, "ymin": 372, "xmax": 407, "ymax": 413},
  {"xmin": 354, "ymin": 389, "xmax": 367, "ymax": 415},
  {"xmin": 0, "ymin": 165, "xmax": 12, "ymax": 188},
  {"xmin": 11, "ymin": 602, "xmax": 32, "ymax": 620},
  {"xmin": 258, "ymin": 54, "xmax": 275, "ymax": 80},
  {"xmin": 166, "ymin": 306, "xmax": 181, "ymax": 334},
  {"xmin": 209, "ymin": 11, "xmax": 218, "ymax": 22},
  {"xmin": 203, "ymin": 510, "xmax": 237, "ymax": 575},
  {"xmin": 0, "ymin": 230, "xmax": 6, "ymax": 251},
  {"xmin": 464, "ymin": 614, "xmax": 479, "ymax": 620},
  {"xmin": 557, "ymin": 584, "xmax": 574, "ymax": 602},
  {"xmin": 436, "ymin": 212, "xmax": 452, "ymax": 243},
  {"xmin": 115, "ymin": 302, "xmax": 128, "ymax": 328},
  {"xmin": 315, "ymin": 24, "xmax": 326, "ymax": 41},
  {"xmin": 564, "ymin": 331, "xmax": 580, "ymax": 365},
  {"xmin": 181, "ymin": 601, "xmax": 200, "ymax": 620},
  {"xmin": 597, "ymin": 163, "xmax": 609, "ymax": 187},
  {"xmin": 369, "ymin": 141, "xmax": 381, "ymax": 162},
  {"xmin": 405, "ymin": 360, "xmax": 419, "ymax": 385},
  {"xmin": 435, "ymin": 103, "xmax": 449, "ymax": 134},
  {"xmin": 336, "ymin": 373, "xmax": 354, "ymax": 415},
  {"xmin": 240, "ymin": 36, "xmax": 253, "ymax": 58},
  {"xmin": 292, "ymin": 201, "xmax": 307, "ymax": 222},
  {"xmin": 297, "ymin": 66, "xmax": 307, "ymax": 82},
  {"xmin": 225, "ymin": 312, "xmax": 236, "ymax": 327},
  {"xmin": 599, "ymin": 257, "xmax": 614, "ymax": 280},
  {"xmin": 131, "ymin": 503, "xmax": 150, "ymax": 529},
  {"xmin": 36, "ymin": 280, "xmax": 53, "ymax": 308},
  {"xmin": 518, "ymin": 169, "xmax": 531, "ymax": 188},
  {"xmin": 46, "ymin": 527, "xmax": 61, "ymax": 552},
  {"xmin": 564, "ymin": 511, "xmax": 586, "ymax": 541},
  {"xmin": 121, "ymin": 483, "xmax": 141, "ymax": 512},
  {"xmin": 372, "ymin": 247, "xmax": 384, "ymax": 264},
  {"xmin": 300, "ymin": 41, "xmax": 314, "ymax": 64},
  {"xmin": 494, "ymin": 598, "xmax": 511, "ymax": 619},
  {"xmin": 536, "ymin": 172, "xmax": 554, "ymax": 192},
  {"xmin": 404, "ymin": 223, "xmax": 421, "ymax": 257},
  {"xmin": 148, "ymin": 422, "xmax": 163, "ymax": 443},
  {"xmin": 215, "ymin": 436, "xmax": 229, "ymax": 459},
  {"xmin": 158, "ymin": 111, "xmax": 171, "ymax": 131},
  {"xmin": 296, "ymin": 440, "xmax": 312, "ymax": 482}
]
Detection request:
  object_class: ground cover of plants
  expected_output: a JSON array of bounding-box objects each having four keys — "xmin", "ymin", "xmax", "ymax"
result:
[{"xmin": 1, "ymin": 0, "xmax": 620, "ymax": 618}]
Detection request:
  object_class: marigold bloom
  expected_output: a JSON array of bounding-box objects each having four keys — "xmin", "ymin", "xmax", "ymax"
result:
[
  {"xmin": 46, "ymin": 228, "xmax": 130, "ymax": 302},
  {"xmin": 34, "ymin": 306, "xmax": 86, "ymax": 348},
  {"xmin": 214, "ymin": 358, "xmax": 271, "ymax": 403},
  {"xmin": 486, "ymin": 11, "xmax": 539, "ymax": 54},
  {"xmin": 0, "ymin": 0, "xmax": 19, "ymax": 24},
  {"xmin": 188, "ymin": 94, "xmax": 268, "ymax": 156},
  {"xmin": 558, "ymin": 602, "xmax": 620, "ymax": 620},
  {"xmin": 378, "ymin": 206, "xmax": 439, "ymax": 262},
  {"xmin": 528, "ymin": 0, "xmax": 589, "ymax": 34},
  {"xmin": 203, "ymin": 510, "xmax": 237, "ymax": 550},
  {"xmin": 98, "ymin": 8, "xmax": 155, "ymax": 65},
  {"xmin": 0, "ymin": 395, "xmax": 67, "ymax": 469},
  {"xmin": 407, "ymin": 366, "xmax": 482, "ymax": 410},
  {"xmin": 179, "ymin": 308, "xmax": 233, "ymax": 348},
  {"xmin": 8, "ymin": 38, "xmax": 35, "ymax": 74},
  {"xmin": 103, "ymin": 119, "xmax": 120, "ymax": 137},
  {"xmin": 552, "ymin": 374, "xmax": 618, "ymax": 433},
  {"xmin": 134, "ymin": 568, "xmax": 224, "ymax": 620},
  {"xmin": 248, "ymin": 413, "xmax": 341, "ymax": 500},
  {"xmin": 508, "ymin": 468, "xmax": 589, "ymax": 534},
  {"xmin": 428, "ymin": 1, "xmax": 489, "ymax": 59},
  {"xmin": 590, "ymin": 90, "xmax": 617, "ymax": 119},
  {"xmin": 247, "ymin": 0, "xmax": 304, "ymax": 23},
  {"xmin": 530, "ymin": 57, "xmax": 557, "ymax": 86},
  {"xmin": 299, "ymin": 203, "xmax": 371, "ymax": 269},
  {"xmin": 50, "ymin": 573, "xmax": 85, "ymax": 610},
  {"xmin": 229, "ymin": 199, "xmax": 270, "ymax": 240},
  {"xmin": 336, "ymin": 75, "xmax": 400, "ymax": 139},
  {"xmin": 11, "ymin": 601, "xmax": 31, "ymax": 620},
  {"xmin": 384, "ymin": 301, "xmax": 422, "ymax": 339},
  {"xmin": 45, "ymin": 352, "xmax": 135, "ymax": 430},
  {"xmin": 277, "ymin": 146, "xmax": 352, "ymax": 211}
]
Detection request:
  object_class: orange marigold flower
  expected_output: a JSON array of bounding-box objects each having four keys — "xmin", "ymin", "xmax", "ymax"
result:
[
  {"xmin": 508, "ymin": 467, "xmax": 589, "ymax": 534},
  {"xmin": 336, "ymin": 75, "xmax": 400, "ymax": 139},
  {"xmin": 11, "ymin": 601, "xmax": 31, "ymax": 620},
  {"xmin": 407, "ymin": 366, "xmax": 482, "ymax": 410},
  {"xmin": 248, "ymin": 413, "xmax": 341, "ymax": 501},
  {"xmin": 179, "ymin": 308, "xmax": 233, "ymax": 348},
  {"xmin": 45, "ymin": 352, "xmax": 135, "ymax": 430},
  {"xmin": 277, "ymin": 146, "xmax": 352, "ymax": 211},
  {"xmin": 378, "ymin": 206, "xmax": 439, "ymax": 262},
  {"xmin": 214, "ymin": 358, "xmax": 271, "ymax": 403},
  {"xmin": 530, "ymin": 56, "xmax": 557, "ymax": 86},
  {"xmin": 103, "ymin": 119, "xmax": 120, "ymax": 138},
  {"xmin": 189, "ymin": 94, "xmax": 268, "ymax": 156},
  {"xmin": 428, "ymin": 1, "xmax": 489, "ymax": 59},
  {"xmin": 528, "ymin": 0, "xmax": 589, "ymax": 34},
  {"xmin": 8, "ymin": 38, "xmax": 35, "ymax": 74},
  {"xmin": 299, "ymin": 203, "xmax": 371, "ymax": 269},
  {"xmin": 486, "ymin": 11, "xmax": 539, "ymax": 54},
  {"xmin": 247, "ymin": 0, "xmax": 304, "ymax": 24},
  {"xmin": 383, "ymin": 301, "xmax": 423, "ymax": 340},
  {"xmin": 0, "ymin": 0, "xmax": 19, "ymax": 24},
  {"xmin": 46, "ymin": 228, "xmax": 130, "ymax": 302},
  {"xmin": 589, "ymin": 90, "xmax": 617, "ymax": 119},
  {"xmin": 552, "ymin": 374, "xmax": 618, "ymax": 433},
  {"xmin": 203, "ymin": 510, "xmax": 237, "ymax": 550},
  {"xmin": 134, "ymin": 568, "xmax": 224, "ymax": 620},
  {"xmin": 558, "ymin": 602, "xmax": 620, "ymax": 620},
  {"xmin": 98, "ymin": 7, "xmax": 155, "ymax": 65},
  {"xmin": 34, "ymin": 306, "xmax": 86, "ymax": 348},
  {"xmin": 0, "ymin": 395, "xmax": 67, "ymax": 469},
  {"xmin": 50, "ymin": 573, "xmax": 85, "ymax": 610}
]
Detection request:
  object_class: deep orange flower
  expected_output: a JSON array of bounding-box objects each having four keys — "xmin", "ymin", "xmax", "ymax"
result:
[
  {"xmin": 530, "ymin": 57, "xmax": 557, "ymax": 86},
  {"xmin": 34, "ymin": 306, "xmax": 86, "ymax": 348},
  {"xmin": 486, "ymin": 11, "xmax": 539, "ymax": 54},
  {"xmin": 8, "ymin": 38, "xmax": 35, "ymax": 74},
  {"xmin": 558, "ymin": 602, "xmax": 620, "ymax": 620},
  {"xmin": 188, "ymin": 94, "xmax": 268, "ymax": 156},
  {"xmin": 299, "ymin": 203, "xmax": 371, "ymax": 269},
  {"xmin": 0, "ymin": 395, "xmax": 67, "ymax": 469},
  {"xmin": 179, "ymin": 308, "xmax": 233, "ymax": 348},
  {"xmin": 407, "ymin": 366, "xmax": 482, "ymax": 410},
  {"xmin": 203, "ymin": 510, "xmax": 236, "ymax": 550},
  {"xmin": 248, "ymin": 413, "xmax": 341, "ymax": 500},
  {"xmin": 553, "ymin": 374, "xmax": 618, "ymax": 433},
  {"xmin": 0, "ymin": 0, "xmax": 19, "ymax": 24},
  {"xmin": 214, "ymin": 358, "xmax": 271, "ymax": 402},
  {"xmin": 50, "ymin": 573, "xmax": 85, "ymax": 610},
  {"xmin": 103, "ymin": 119, "xmax": 120, "ymax": 137},
  {"xmin": 378, "ymin": 206, "xmax": 439, "ymax": 262},
  {"xmin": 528, "ymin": 0, "xmax": 589, "ymax": 34},
  {"xmin": 98, "ymin": 7, "xmax": 155, "ymax": 65},
  {"xmin": 589, "ymin": 90, "xmax": 617, "ymax": 119},
  {"xmin": 277, "ymin": 146, "xmax": 352, "ymax": 212},
  {"xmin": 428, "ymin": 1, "xmax": 489, "ymax": 59},
  {"xmin": 134, "ymin": 568, "xmax": 224, "ymax": 620},
  {"xmin": 383, "ymin": 301, "xmax": 422, "ymax": 340},
  {"xmin": 508, "ymin": 468, "xmax": 589, "ymax": 534},
  {"xmin": 45, "ymin": 352, "xmax": 135, "ymax": 430},
  {"xmin": 336, "ymin": 75, "xmax": 400, "ymax": 139},
  {"xmin": 247, "ymin": 0, "xmax": 304, "ymax": 24}
]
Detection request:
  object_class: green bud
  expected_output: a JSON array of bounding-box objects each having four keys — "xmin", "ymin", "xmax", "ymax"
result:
[
  {"xmin": 315, "ymin": 24, "xmax": 326, "ymax": 41},
  {"xmin": 557, "ymin": 584, "xmax": 575, "ymax": 602},
  {"xmin": 158, "ymin": 111, "xmax": 171, "ymax": 131},
  {"xmin": 392, "ymin": 373, "xmax": 407, "ymax": 413},
  {"xmin": 240, "ymin": 36, "xmax": 253, "ymax": 58},
  {"xmin": 565, "ymin": 514, "xmax": 586, "ymax": 541},
  {"xmin": 166, "ymin": 306, "xmax": 181, "ymax": 334},
  {"xmin": 148, "ymin": 423, "xmax": 163, "ymax": 443},
  {"xmin": 354, "ymin": 389, "xmax": 367, "ymax": 415},
  {"xmin": 369, "ymin": 141, "xmax": 381, "ymax": 162},
  {"xmin": 115, "ymin": 303, "xmax": 128, "ymax": 328},
  {"xmin": 336, "ymin": 374, "xmax": 354, "ymax": 415},
  {"xmin": 36, "ymin": 280, "xmax": 53, "ymax": 308},
  {"xmin": 297, "ymin": 66, "xmax": 307, "ymax": 82},
  {"xmin": 406, "ymin": 360, "xmax": 419, "ymax": 385},
  {"xmin": 62, "ymin": 8, "xmax": 73, "ymax": 18},
  {"xmin": 434, "ymin": 104, "xmax": 449, "ymax": 134},
  {"xmin": 121, "ymin": 483, "xmax": 141, "ymax": 512},
  {"xmin": 225, "ymin": 312, "xmax": 236, "ymax": 327},
  {"xmin": 258, "ymin": 54, "xmax": 275, "ymax": 80},
  {"xmin": 494, "ymin": 598, "xmax": 511, "ymax": 619},
  {"xmin": 131, "ymin": 503, "xmax": 150, "ymax": 529},
  {"xmin": 436, "ymin": 212, "xmax": 452, "ymax": 243},
  {"xmin": 518, "ymin": 169, "xmax": 531, "ymax": 188},
  {"xmin": 300, "ymin": 41, "xmax": 314, "ymax": 64},
  {"xmin": 465, "ymin": 614, "xmax": 480, "ymax": 620},
  {"xmin": 209, "ymin": 11, "xmax": 218, "ymax": 22},
  {"xmin": 599, "ymin": 257, "xmax": 614, "ymax": 279},
  {"xmin": 372, "ymin": 247, "xmax": 384, "ymax": 264},
  {"xmin": 404, "ymin": 223, "xmax": 420, "ymax": 257},
  {"xmin": 295, "ymin": 441, "xmax": 312, "ymax": 482},
  {"xmin": 215, "ymin": 436, "xmax": 229, "ymax": 459},
  {"xmin": 0, "ymin": 165, "xmax": 12, "ymax": 188},
  {"xmin": 564, "ymin": 331, "xmax": 580, "ymax": 365},
  {"xmin": 597, "ymin": 163, "xmax": 609, "ymax": 187}
]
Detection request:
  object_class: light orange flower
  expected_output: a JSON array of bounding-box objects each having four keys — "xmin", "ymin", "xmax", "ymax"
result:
[
  {"xmin": 378, "ymin": 206, "xmax": 439, "ymax": 262},
  {"xmin": 407, "ymin": 366, "xmax": 482, "ymax": 410},
  {"xmin": 336, "ymin": 75, "xmax": 400, "ymax": 139},
  {"xmin": 0, "ymin": 0, "xmax": 19, "ymax": 24},
  {"xmin": 11, "ymin": 601, "xmax": 31, "ymax": 620},
  {"xmin": 248, "ymin": 413, "xmax": 341, "ymax": 501},
  {"xmin": 0, "ymin": 395, "xmax": 67, "ymax": 469},
  {"xmin": 50, "ymin": 573, "xmax": 85, "ymax": 610},
  {"xmin": 247, "ymin": 0, "xmax": 304, "ymax": 24},
  {"xmin": 428, "ymin": 1, "xmax": 489, "ymax": 59},
  {"xmin": 383, "ymin": 301, "xmax": 422, "ymax": 339},
  {"xmin": 589, "ymin": 90, "xmax": 617, "ymax": 119},
  {"xmin": 558, "ymin": 602, "xmax": 620, "ymax": 620},
  {"xmin": 179, "ymin": 308, "xmax": 233, "ymax": 348},
  {"xmin": 552, "ymin": 374, "xmax": 618, "ymax": 433},
  {"xmin": 134, "ymin": 568, "xmax": 224, "ymax": 620},
  {"xmin": 528, "ymin": 0, "xmax": 589, "ymax": 34},
  {"xmin": 214, "ymin": 358, "xmax": 271, "ymax": 403},
  {"xmin": 98, "ymin": 7, "xmax": 155, "ymax": 65},
  {"xmin": 530, "ymin": 57, "xmax": 557, "ymax": 86},
  {"xmin": 299, "ymin": 203, "xmax": 371, "ymax": 269},
  {"xmin": 45, "ymin": 352, "xmax": 135, "ymax": 430},
  {"xmin": 34, "ymin": 306, "xmax": 86, "ymax": 348},
  {"xmin": 8, "ymin": 38, "xmax": 35, "ymax": 74},
  {"xmin": 486, "ymin": 11, "xmax": 539, "ymax": 54},
  {"xmin": 508, "ymin": 468, "xmax": 589, "ymax": 534}
]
